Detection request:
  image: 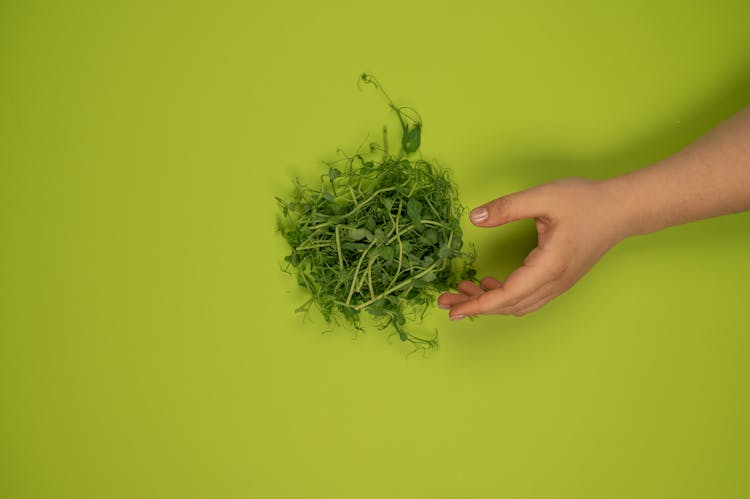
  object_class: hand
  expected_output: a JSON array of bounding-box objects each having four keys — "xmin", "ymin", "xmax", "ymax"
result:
[{"xmin": 438, "ymin": 178, "xmax": 628, "ymax": 319}]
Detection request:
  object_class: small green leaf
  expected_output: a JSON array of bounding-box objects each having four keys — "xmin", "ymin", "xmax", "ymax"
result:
[
  {"xmin": 367, "ymin": 305, "xmax": 388, "ymax": 317},
  {"xmin": 421, "ymin": 271, "xmax": 437, "ymax": 282},
  {"xmin": 285, "ymin": 230, "xmax": 301, "ymax": 246},
  {"xmin": 347, "ymin": 228, "xmax": 367, "ymax": 241},
  {"xmin": 342, "ymin": 242, "xmax": 368, "ymax": 250},
  {"xmin": 424, "ymin": 228, "xmax": 439, "ymax": 244},
  {"xmin": 402, "ymin": 123, "xmax": 422, "ymax": 154},
  {"xmin": 412, "ymin": 278, "xmax": 427, "ymax": 288},
  {"xmin": 341, "ymin": 306, "xmax": 358, "ymax": 318},
  {"xmin": 374, "ymin": 245, "xmax": 395, "ymax": 262},
  {"xmin": 328, "ymin": 167, "xmax": 341, "ymax": 182},
  {"xmin": 407, "ymin": 198, "xmax": 423, "ymax": 227},
  {"xmin": 383, "ymin": 245, "xmax": 395, "ymax": 262}
]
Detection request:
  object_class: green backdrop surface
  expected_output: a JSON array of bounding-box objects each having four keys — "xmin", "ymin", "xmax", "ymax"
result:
[{"xmin": 1, "ymin": 1, "xmax": 749, "ymax": 498}]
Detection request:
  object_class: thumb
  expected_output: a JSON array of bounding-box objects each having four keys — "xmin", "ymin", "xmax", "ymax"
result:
[{"xmin": 469, "ymin": 187, "xmax": 548, "ymax": 227}]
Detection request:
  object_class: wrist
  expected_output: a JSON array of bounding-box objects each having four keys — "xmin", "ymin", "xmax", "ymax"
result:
[{"xmin": 598, "ymin": 174, "xmax": 654, "ymax": 241}]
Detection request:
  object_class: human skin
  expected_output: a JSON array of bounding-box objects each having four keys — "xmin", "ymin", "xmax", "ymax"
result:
[{"xmin": 438, "ymin": 106, "xmax": 750, "ymax": 319}]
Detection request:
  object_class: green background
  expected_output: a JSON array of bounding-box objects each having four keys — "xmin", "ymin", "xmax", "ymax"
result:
[{"xmin": 2, "ymin": 1, "xmax": 749, "ymax": 498}]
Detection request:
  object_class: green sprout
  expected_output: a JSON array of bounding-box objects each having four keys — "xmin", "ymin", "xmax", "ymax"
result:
[{"xmin": 276, "ymin": 73, "xmax": 476, "ymax": 351}]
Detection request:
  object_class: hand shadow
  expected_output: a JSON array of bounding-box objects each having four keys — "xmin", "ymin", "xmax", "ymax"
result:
[{"xmin": 473, "ymin": 65, "xmax": 750, "ymax": 189}]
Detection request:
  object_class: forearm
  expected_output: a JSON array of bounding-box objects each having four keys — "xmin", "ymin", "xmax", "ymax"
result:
[{"xmin": 606, "ymin": 106, "xmax": 750, "ymax": 239}]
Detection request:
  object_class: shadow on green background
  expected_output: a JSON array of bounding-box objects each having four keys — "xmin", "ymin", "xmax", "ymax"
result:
[{"xmin": 474, "ymin": 65, "xmax": 750, "ymax": 281}]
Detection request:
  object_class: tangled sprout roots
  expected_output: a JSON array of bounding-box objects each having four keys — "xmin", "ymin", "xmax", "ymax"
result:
[{"xmin": 276, "ymin": 74, "xmax": 476, "ymax": 350}]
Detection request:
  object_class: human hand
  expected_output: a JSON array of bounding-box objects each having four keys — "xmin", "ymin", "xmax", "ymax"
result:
[{"xmin": 438, "ymin": 178, "xmax": 629, "ymax": 319}]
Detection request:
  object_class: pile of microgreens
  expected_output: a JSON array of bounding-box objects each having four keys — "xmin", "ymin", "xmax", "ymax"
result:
[{"xmin": 276, "ymin": 73, "xmax": 476, "ymax": 350}]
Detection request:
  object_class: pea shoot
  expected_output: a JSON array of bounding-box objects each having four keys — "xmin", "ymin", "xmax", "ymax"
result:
[{"xmin": 276, "ymin": 74, "xmax": 477, "ymax": 350}]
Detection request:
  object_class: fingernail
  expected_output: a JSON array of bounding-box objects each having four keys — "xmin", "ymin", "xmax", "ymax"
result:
[
  {"xmin": 470, "ymin": 207, "xmax": 488, "ymax": 223},
  {"xmin": 438, "ymin": 303, "xmax": 450, "ymax": 310},
  {"xmin": 450, "ymin": 314, "xmax": 465, "ymax": 321}
]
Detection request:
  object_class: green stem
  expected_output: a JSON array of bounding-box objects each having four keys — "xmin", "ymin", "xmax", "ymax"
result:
[
  {"xmin": 387, "ymin": 200, "xmax": 404, "ymax": 290},
  {"xmin": 335, "ymin": 226, "xmax": 344, "ymax": 271},
  {"xmin": 421, "ymin": 220, "xmax": 450, "ymax": 230},
  {"xmin": 366, "ymin": 257, "xmax": 375, "ymax": 300},
  {"xmin": 344, "ymin": 187, "xmax": 395, "ymax": 218},
  {"xmin": 296, "ymin": 240, "xmax": 333, "ymax": 251},
  {"xmin": 309, "ymin": 187, "xmax": 395, "ymax": 230},
  {"xmin": 348, "ymin": 185, "xmax": 358, "ymax": 206},
  {"xmin": 346, "ymin": 240, "xmax": 377, "ymax": 305},
  {"xmin": 387, "ymin": 225, "xmax": 414, "ymax": 245},
  {"xmin": 354, "ymin": 261, "xmax": 440, "ymax": 311}
]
